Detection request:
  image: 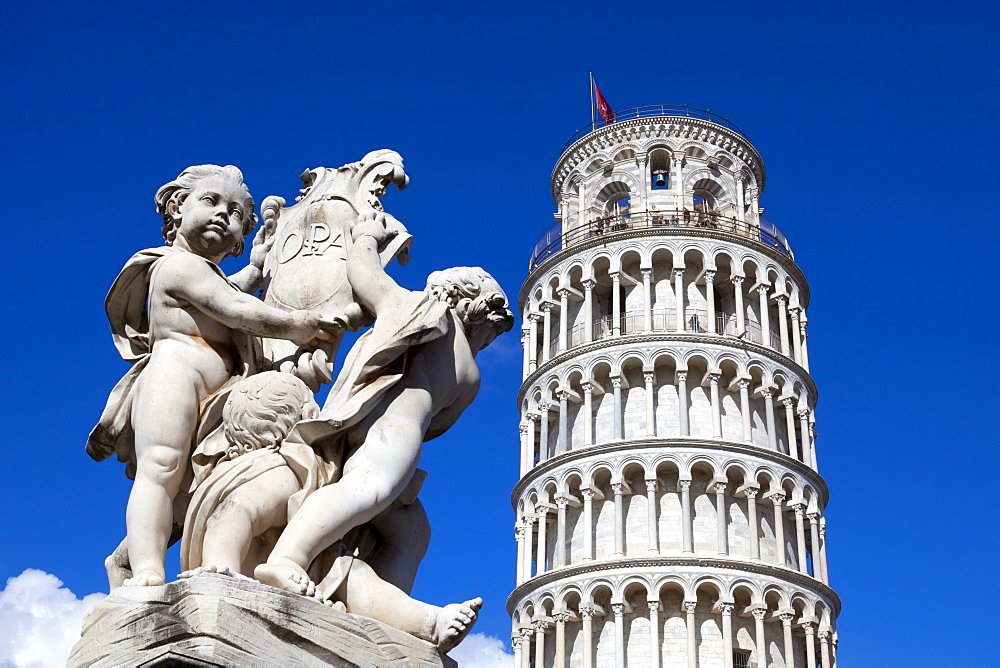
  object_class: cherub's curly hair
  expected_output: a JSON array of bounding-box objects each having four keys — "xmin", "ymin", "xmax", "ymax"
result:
[
  {"xmin": 424, "ymin": 267, "xmax": 514, "ymax": 344},
  {"xmin": 222, "ymin": 371, "xmax": 317, "ymax": 459},
  {"xmin": 154, "ymin": 165, "xmax": 258, "ymax": 257}
]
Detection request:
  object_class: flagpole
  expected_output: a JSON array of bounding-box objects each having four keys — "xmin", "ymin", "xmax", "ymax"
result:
[{"xmin": 589, "ymin": 72, "xmax": 595, "ymax": 130}]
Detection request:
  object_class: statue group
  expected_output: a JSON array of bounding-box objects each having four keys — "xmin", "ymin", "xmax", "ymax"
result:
[{"xmin": 83, "ymin": 151, "xmax": 513, "ymax": 658}]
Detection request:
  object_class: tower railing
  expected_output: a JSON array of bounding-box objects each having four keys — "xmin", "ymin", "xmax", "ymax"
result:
[
  {"xmin": 563, "ymin": 105, "xmax": 749, "ymax": 150},
  {"xmin": 529, "ymin": 210, "xmax": 792, "ymax": 271}
]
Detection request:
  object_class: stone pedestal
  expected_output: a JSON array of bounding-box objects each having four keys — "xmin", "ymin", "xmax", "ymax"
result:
[{"xmin": 69, "ymin": 573, "xmax": 456, "ymax": 667}]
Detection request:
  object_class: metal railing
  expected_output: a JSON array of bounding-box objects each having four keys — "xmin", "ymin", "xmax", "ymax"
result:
[
  {"xmin": 528, "ymin": 209, "xmax": 793, "ymax": 271},
  {"xmin": 563, "ymin": 105, "xmax": 749, "ymax": 150}
]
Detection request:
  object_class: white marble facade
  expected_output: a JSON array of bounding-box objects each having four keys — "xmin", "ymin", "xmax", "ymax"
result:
[{"xmin": 510, "ymin": 111, "xmax": 839, "ymax": 668}]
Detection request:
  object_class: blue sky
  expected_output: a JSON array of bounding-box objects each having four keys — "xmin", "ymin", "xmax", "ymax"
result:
[{"xmin": 1, "ymin": 0, "xmax": 998, "ymax": 665}]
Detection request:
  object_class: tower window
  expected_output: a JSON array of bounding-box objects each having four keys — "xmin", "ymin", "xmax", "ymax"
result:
[{"xmin": 733, "ymin": 650, "xmax": 752, "ymax": 668}]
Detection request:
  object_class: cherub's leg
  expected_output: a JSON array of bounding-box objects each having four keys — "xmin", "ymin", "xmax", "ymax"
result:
[
  {"xmin": 125, "ymin": 377, "xmax": 200, "ymax": 587},
  {"xmin": 337, "ymin": 559, "xmax": 481, "ymax": 652},
  {"xmin": 257, "ymin": 413, "xmax": 424, "ymax": 594},
  {"xmin": 199, "ymin": 467, "xmax": 300, "ymax": 574},
  {"xmin": 366, "ymin": 498, "xmax": 430, "ymax": 595}
]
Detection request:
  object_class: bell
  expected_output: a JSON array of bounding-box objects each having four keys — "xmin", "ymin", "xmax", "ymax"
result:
[{"xmin": 654, "ymin": 172, "xmax": 667, "ymax": 187}]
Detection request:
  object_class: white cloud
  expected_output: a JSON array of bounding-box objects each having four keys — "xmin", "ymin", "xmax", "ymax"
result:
[
  {"xmin": 448, "ymin": 632, "xmax": 514, "ymax": 667},
  {"xmin": 0, "ymin": 569, "xmax": 104, "ymax": 668}
]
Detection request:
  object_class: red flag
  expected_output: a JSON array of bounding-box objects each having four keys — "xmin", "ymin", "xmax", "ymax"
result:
[{"xmin": 594, "ymin": 79, "xmax": 614, "ymax": 125}]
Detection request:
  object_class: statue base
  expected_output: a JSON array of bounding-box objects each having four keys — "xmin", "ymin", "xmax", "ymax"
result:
[{"xmin": 68, "ymin": 572, "xmax": 456, "ymax": 667}]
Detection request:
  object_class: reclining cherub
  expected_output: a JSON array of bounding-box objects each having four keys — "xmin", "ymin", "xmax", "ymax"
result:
[
  {"xmin": 181, "ymin": 370, "xmax": 479, "ymax": 652},
  {"xmin": 252, "ymin": 211, "xmax": 513, "ymax": 609},
  {"xmin": 87, "ymin": 165, "xmax": 342, "ymax": 588}
]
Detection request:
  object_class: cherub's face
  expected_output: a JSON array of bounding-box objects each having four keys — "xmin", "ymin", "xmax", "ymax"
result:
[{"xmin": 173, "ymin": 174, "xmax": 252, "ymax": 260}]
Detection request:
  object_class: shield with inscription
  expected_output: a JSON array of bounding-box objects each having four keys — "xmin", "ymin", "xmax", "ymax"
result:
[{"xmin": 259, "ymin": 150, "xmax": 412, "ymax": 389}]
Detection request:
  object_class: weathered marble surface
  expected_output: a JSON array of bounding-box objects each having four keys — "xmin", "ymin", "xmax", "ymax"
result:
[{"xmin": 68, "ymin": 573, "xmax": 457, "ymax": 667}]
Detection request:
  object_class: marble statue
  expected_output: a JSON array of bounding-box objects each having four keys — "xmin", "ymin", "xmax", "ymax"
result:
[{"xmin": 82, "ymin": 154, "xmax": 511, "ymax": 660}]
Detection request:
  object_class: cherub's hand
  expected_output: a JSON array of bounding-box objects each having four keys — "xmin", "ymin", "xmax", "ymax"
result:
[
  {"xmin": 352, "ymin": 211, "xmax": 398, "ymax": 246},
  {"xmin": 286, "ymin": 310, "xmax": 345, "ymax": 348},
  {"xmin": 249, "ymin": 224, "xmax": 275, "ymax": 271}
]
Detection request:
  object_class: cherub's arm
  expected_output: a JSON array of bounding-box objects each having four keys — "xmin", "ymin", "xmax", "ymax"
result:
[
  {"xmin": 162, "ymin": 253, "xmax": 339, "ymax": 347},
  {"xmin": 347, "ymin": 214, "xmax": 411, "ymax": 317}
]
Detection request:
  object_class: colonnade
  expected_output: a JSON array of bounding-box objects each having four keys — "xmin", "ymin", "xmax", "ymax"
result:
[
  {"xmin": 519, "ymin": 377, "xmax": 818, "ymax": 475},
  {"xmin": 514, "ymin": 484, "xmax": 829, "ymax": 586},
  {"xmin": 522, "ymin": 272, "xmax": 809, "ymax": 378},
  {"xmin": 512, "ymin": 600, "xmax": 836, "ymax": 668}
]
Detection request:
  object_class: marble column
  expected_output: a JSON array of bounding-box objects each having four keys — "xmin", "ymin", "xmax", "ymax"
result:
[
  {"xmin": 642, "ymin": 269, "xmax": 653, "ymax": 331},
  {"xmin": 648, "ymin": 600, "xmax": 661, "ymax": 668},
  {"xmin": 533, "ymin": 619, "xmax": 550, "ymax": 668},
  {"xmin": 684, "ymin": 601, "xmax": 697, "ymax": 668},
  {"xmin": 519, "ymin": 422, "xmax": 530, "ymax": 476},
  {"xmin": 789, "ymin": 306, "xmax": 803, "ymax": 364},
  {"xmin": 757, "ymin": 284, "xmax": 771, "ymax": 347},
  {"xmin": 803, "ymin": 622, "xmax": 817, "ymax": 668},
  {"xmin": 526, "ymin": 412, "xmax": 539, "ymax": 468},
  {"xmin": 713, "ymin": 483, "xmax": 729, "ymax": 556},
  {"xmin": 732, "ymin": 276, "xmax": 745, "ymax": 335},
  {"xmin": 680, "ymin": 480, "xmax": 694, "ymax": 554},
  {"xmin": 582, "ymin": 381, "xmax": 594, "ymax": 446},
  {"xmin": 521, "ymin": 326, "xmax": 530, "ymax": 378},
  {"xmin": 819, "ymin": 630, "xmax": 832, "ymax": 668},
  {"xmin": 554, "ymin": 612, "xmax": 569, "ymax": 668},
  {"xmin": 512, "ymin": 633, "xmax": 523, "ymax": 668},
  {"xmin": 646, "ymin": 479, "xmax": 659, "ymax": 554},
  {"xmin": 522, "ymin": 516, "xmax": 536, "ymax": 579},
  {"xmin": 705, "ymin": 270, "xmax": 717, "ymax": 333},
  {"xmin": 751, "ymin": 606, "xmax": 767, "ymax": 667},
  {"xmin": 735, "ymin": 174, "xmax": 746, "ymax": 224},
  {"xmin": 674, "ymin": 268, "xmax": 686, "ymax": 332},
  {"xmin": 800, "ymin": 315, "xmax": 810, "ymax": 370},
  {"xmin": 644, "ymin": 372, "xmax": 656, "ymax": 437},
  {"xmin": 738, "ymin": 379, "xmax": 752, "ymax": 443},
  {"xmin": 612, "ymin": 273, "xmax": 622, "ymax": 336},
  {"xmin": 783, "ymin": 398, "xmax": 799, "ymax": 461},
  {"xmin": 612, "ymin": 376, "xmax": 623, "ymax": 440},
  {"xmin": 673, "ymin": 155, "xmax": 685, "ymax": 210},
  {"xmin": 798, "ymin": 409, "xmax": 812, "ymax": 469},
  {"xmin": 583, "ymin": 279, "xmax": 595, "ymax": 343},
  {"xmin": 762, "ymin": 388, "xmax": 777, "ymax": 451},
  {"xmin": 528, "ymin": 313, "xmax": 539, "ymax": 372},
  {"xmin": 612, "ymin": 603, "xmax": 626, "ymax": 668},
  {"xmin": 721, "ymin": 604, "xmax": 735, "ymax": 668},
  {"xmin": 776, "ymin": 294, "xmax": 790, "ymax": 356},
  {"xmin": 555, "ymin": 496, "xmax": 569, "ymax": 568},
  {"xmin": 582, "ymin": 489, "xmax": 595, "ymax": 561},
  {"xmin": 769, "ymin": 493, "xmax": 787, "ymax": 567},
  {"xmin": 539, "ymin": 403, "xmax": 550, "ymax": 462},
  {"xmin": 557, "ymin": 390, "xmax": 569, "ymax": 455},
  {"xmin": 746, "ymin": 488, "xmax": 760, "ymax": 561},
  {"xmin": 515, "ymin": 522, "xmax": 526, "ymax": 584},
  {"xmin": 520, "ymin": 627, "xmax": 533, "ymax": 668},
  {"xmin": 535, "ymin": 507, "xmax": 550, "ymax": 575},
  {"xmin": 557, "ymin": 288, "xmax": 569, "ymax": 353},
  {"xmin": 709, "ymin": 372, "xmax": 722, "ymax": 438},
  {"xmin": 819, "ymin": 520, "xmax": 830, "ymax": 584},
  {"xmin": 780, "ymin": 613, "xmax": 794, "ymax": 668},
  {"xmin": 792, "ymin": 503, "xmax": 808, "ymax": 575},
  {"xmin": 541, "ymin": 303, "xmax": 553, "ymax": 363},
  {"xmin": 808, "ymin": 512, "xmax": 823, "ymax": 582},
  {"xmin": 677, "ymin": 371, "xmax": 690, "ymax": 436},
  {"xmin": 612, "ymin": 482, "xmax": 625, "ymax": 557},
  {"xmin": 580, "ymin": 606, "xmax": 595, "ymax": 668},
  {"xmin": 638, "ymin": 153, "xmax": 649, "ymax": 204}
]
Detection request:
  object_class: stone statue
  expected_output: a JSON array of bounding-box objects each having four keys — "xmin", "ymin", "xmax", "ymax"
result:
[
  {"xmin": 87, "ymin": 165, "xmax": 343, "ymax": 588},
  {"xmin": 79, "ymin": 155, "xmax": 510, "ymax": 662}
]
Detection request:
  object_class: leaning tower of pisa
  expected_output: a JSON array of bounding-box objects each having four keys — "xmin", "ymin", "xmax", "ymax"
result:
[{"xmin": 509, "ymin": 106, "xmax": 839, "ymax": 668}]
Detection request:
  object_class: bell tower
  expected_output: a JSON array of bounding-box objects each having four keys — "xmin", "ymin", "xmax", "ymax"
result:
[{"xmin": 509, "ymin": 106, "xmax": 839, "ymax": 668}]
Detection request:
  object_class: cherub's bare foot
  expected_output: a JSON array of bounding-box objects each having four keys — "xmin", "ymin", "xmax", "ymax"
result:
[
  {"xmin": 436, "ymin": 597, "xmax": 482, "ymax": 652},
  {"xmin": 255, "ymin": 558, "xmax": 317, "ymax": 598},
  {"xmin": 178, "ymin": 565, "xmax": 254, "ymax": 582},
  {"xmin": 122, "ymin": 570, "xmax": 166, "ymax": 587}
]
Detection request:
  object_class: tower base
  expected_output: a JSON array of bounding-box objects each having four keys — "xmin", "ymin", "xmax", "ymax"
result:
[{"xmin": 68, "ymin": 572, "xmax": 455, "ymax": 667}]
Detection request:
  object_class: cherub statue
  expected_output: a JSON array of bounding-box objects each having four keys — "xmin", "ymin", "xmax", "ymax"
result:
[
  {"xmin": 179, "ymin": 371, "xmax": 480, "ymax": 651},
  {"xmin": 87, "ymin": 165, "xmax": 341, "ymax": 587},
  {"xmin": 253, "ymin": 212, "xmax": 514, "ymax": 606}
]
